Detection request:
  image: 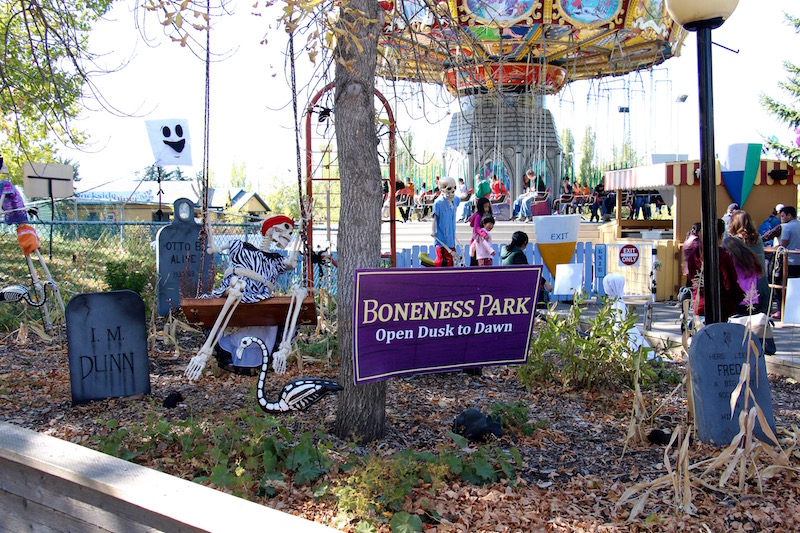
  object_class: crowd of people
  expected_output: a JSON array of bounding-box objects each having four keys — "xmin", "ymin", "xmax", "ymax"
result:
[{"xmin": 683, "ymin": 204, "xmax": 800, "ymax": 323}]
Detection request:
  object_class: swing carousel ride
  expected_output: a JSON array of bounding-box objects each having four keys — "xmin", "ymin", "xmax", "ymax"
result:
[
  {"xmin": 370, "ymin": 0, "xmax": 686, "ymax": 191},
  {"xmin": 378, "ymin": 0, "xmax": 683, "ymax": 95},
  {"xmin": 304, "ymin": 0, "xmax": 688, "ymax": 263}
]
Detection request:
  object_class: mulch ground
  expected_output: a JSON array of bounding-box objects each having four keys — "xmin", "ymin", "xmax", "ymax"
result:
[{"xmin": 2, "ymin": 321, "xmax": 800, "ymax": 532}]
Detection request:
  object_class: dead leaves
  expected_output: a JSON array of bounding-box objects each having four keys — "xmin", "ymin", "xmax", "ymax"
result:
[{"xmin": 3, "ymin": 320, "xmax": 800, "ymax": 531}]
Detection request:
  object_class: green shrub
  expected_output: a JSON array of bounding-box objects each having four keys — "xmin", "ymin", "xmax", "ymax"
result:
[
  {"xmin": 94, "ymin": 409, "xmax": 332, "ymax": 499},
  {"xmin": 489, "ymin": 400, "xmax": 547, "ymax": 437},
  {"xmin": 104, "ymin": 259, "xmax": 153, "ymax": 295},
  {"xmin": 518, "ymin": 296, "xmax": 651, "ymax": 391}
]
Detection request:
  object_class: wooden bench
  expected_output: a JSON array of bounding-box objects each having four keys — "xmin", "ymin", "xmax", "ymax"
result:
[{"xmin": 181, "ymin": 296, "xmax": 318, "ymax": 328}]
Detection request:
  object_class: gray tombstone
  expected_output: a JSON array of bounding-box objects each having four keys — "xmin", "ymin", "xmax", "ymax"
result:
[
  {"xmin": 66, "ymin": 290, "xmax": 150, "ymax": 405},
  {"xmin": 689, "ymin": 322, "xmax": 777, "ymax": 446},
  {"xmin": 156, "ymin": 198, "xmax": 214, "ymax": 315}
]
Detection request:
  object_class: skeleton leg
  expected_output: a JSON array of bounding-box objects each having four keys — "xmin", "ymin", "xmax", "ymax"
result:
[
  {"xmin": 25, "ymin": 254, "xmax": 51, "ymax": 330},
  {"xmin": 271, "ymin": 285, "xmax": 308, "ymax": 375},
  {"xmin": 32, "ymin": 249, "xmax": 65, "ymax": 315},
  {"xmin": 185, "ymin": 277, "xmax": 246, "ymax": 381}
]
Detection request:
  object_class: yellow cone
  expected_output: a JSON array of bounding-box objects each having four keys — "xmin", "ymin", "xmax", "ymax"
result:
[{"xmin": 532, "ymin": 214, "xmax": 581, "ymax": 276}]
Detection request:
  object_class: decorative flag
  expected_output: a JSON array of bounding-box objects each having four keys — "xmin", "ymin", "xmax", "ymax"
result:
[
  {"xmin": 720, "ymin": 143, "xmax": 761, "ymax": 208},
  {"xmin": 532, "ymin": 214, "xmax": 581, "ymax": 277},
  {"xmin": 145, "ymin": 119, "xmax": 192, "ymax": 167}
]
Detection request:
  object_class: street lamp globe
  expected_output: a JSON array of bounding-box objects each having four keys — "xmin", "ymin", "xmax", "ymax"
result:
[{"xmin": 666, "ymin": 0, "xmax": 739, "ymax": 31}]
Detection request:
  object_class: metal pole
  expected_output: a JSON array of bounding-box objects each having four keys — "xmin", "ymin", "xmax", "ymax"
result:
[{"xmin": 697, "ymin": 27, "xmax": 721, "ymax": 324}]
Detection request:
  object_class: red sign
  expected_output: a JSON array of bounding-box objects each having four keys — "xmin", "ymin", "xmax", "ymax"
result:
[{"xmin": 619, "ymin": 244, "xmax": 640, "ymax": 266}]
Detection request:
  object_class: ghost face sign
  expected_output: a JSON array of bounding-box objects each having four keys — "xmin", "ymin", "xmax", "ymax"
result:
[{"xmin": 145, "ymin": 119, "xmax": 192, "ymax": 167}]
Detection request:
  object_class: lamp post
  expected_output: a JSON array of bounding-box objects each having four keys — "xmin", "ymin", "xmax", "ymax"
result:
[
  {"xmin": 618, "ymin": 106, "xmax": 630, "ymax": 168},
  {"xmin": 675, "ymin": 94, "xmax": 688, "ymax": 162},
  {"xmin": 666, "ymin": 0, "xmax": 739, "ymax": 324}
]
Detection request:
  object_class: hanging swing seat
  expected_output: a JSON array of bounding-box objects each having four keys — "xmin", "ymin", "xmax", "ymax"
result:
[{"xmin": 180, "ymin": 296, "xmax": 317, "ymax": 328}]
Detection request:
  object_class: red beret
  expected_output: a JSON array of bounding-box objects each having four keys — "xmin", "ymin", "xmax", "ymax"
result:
[{"xmin": 260, "ymin": 215, "xmax": 294, "ymax": 236}]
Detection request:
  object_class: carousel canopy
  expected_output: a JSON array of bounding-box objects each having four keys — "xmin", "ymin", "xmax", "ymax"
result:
[{"xmin": 378, "ymin": 0, "xmax": 686, "ymax": 95}]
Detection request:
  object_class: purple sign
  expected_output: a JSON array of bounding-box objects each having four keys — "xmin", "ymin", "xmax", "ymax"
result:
[{"xmin": 353, "ymin": 266, "xmax": 541, "ymax": 384}]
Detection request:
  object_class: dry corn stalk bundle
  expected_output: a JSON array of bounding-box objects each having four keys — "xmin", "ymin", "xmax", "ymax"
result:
[{"xmin": 618, "ymin": 322, "xmax": 799, "ymax": 521}]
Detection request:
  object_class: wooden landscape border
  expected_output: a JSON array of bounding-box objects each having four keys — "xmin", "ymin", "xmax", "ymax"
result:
[{"xmin": 0, "ymin": 421, "xmax": 335, "ymax": 532}]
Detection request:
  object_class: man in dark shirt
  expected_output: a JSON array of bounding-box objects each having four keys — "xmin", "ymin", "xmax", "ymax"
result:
[{"xmin": 589, "ymin": 182, "xmax": 606, "ymax": 222}]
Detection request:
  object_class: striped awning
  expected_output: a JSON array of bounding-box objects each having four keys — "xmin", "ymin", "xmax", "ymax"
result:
[{"xmin": 604, "ymin": 160, "xmax": 797, "ymax": 191}]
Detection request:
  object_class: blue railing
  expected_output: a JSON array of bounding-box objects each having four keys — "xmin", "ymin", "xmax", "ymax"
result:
[{"xmin": 291, "ymin": 242, "xmax": 647, "ymax": 300}]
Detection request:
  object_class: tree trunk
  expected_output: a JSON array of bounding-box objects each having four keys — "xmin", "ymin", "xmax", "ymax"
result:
[{"xmin": 333, "ymin": 0, "xmax": 386, "ymax": 443}]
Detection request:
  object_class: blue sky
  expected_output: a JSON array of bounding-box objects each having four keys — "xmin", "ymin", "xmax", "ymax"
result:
[{"xmin": 64, "ymin": 0, "xmax": 798, "ymax": 192}]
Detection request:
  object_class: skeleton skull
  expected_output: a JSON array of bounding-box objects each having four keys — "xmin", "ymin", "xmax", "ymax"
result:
[
  {"xmin": 439, "ymin": 177, "xmax": 456, "ymax": 202},
  {"xmin": 260, "ymin": 216, "xmax": 295, "ymax": 251}
]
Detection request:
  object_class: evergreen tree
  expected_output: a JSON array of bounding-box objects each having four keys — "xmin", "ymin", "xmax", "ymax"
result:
[
  {"xmin": 760, "ymin": 13, "xmax": 800, "ymax": 162},
  {"xmin": 140, "ymin": 165, "xmax": 191, "ymax": 181}
]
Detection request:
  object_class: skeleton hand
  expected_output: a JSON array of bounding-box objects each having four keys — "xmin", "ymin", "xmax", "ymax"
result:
[
  {"xmin": 272, "ymin": 340, "xmax": 290, "ymax": 374},
  {"xmin": 185, "ymin": 345, "xmax": 213, "ymax": 381}
]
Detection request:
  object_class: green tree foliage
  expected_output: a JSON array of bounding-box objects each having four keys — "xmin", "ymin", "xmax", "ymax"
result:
[
  {"xmin": 0, "ymin": 0, "xmax": 112, "ymax": 182},
  {"xmin": 611, "ymin": 139, "xmax": 641, "ymax": 169},
  {"xmin": 760, "ymin": 12, "xmax": 800, "ymax": 163},
  {"xmin": 196, "ymin": 168, "xmax": 216, "ymax": 188},
  {"xmin": 397, "ymin": 131, "xmax": 415, "ymax": 171},
  {"xmin": 140, "ymin": 165, "xmax": 192, "ymax": 181},
  {"xmin": 230, "ymin": 161, "xmax": 248, "ymax": 189},
  {"xmin": 561, "ymin": 128, "xmax": 575, "ymax": 179},
  {"xmin": 263, "ymin": 176, "xmax": 300, "ymax": 220},
  {"xmin": 579, "ymin": 126, "xmax": 597, "ymax": 182}
]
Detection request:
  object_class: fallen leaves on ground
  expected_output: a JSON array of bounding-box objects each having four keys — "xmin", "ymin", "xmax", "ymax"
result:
[{"xmin": 2, "ymin": 324, "xmax": 800, "ymax": 532}]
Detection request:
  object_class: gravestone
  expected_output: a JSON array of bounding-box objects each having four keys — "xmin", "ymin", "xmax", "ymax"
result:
[
  {"xmin": 688, "ymin": 322, "xmax": 777, "ymax": 446},
  {"xmin": 66, "ymin": 290, "xmax": 150, "ymax": 405},
  {"xmin": 156, "ymin": 198, "xmax": 214, "ymax": 315}
]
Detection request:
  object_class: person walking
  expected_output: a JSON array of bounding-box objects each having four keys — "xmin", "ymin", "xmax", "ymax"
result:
[{"xmin": 772, "ymin": 205, "xmax": 800, "ymax": 319}]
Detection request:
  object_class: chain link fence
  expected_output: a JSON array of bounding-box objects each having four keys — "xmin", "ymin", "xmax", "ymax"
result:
[{"xmin": 0, "ymin": 220, "xmax": 338, "ymax": 331}]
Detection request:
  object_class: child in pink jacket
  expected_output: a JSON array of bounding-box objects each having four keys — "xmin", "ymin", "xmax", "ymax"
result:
[{"xmin": 471, "ymin": 214, "xmax": 496, "ymax": 266}]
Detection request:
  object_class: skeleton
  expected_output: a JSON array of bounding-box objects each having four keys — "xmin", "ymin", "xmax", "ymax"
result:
[
  {"xmin": 0, "ymin": 178, "xmax": 65, "ymax": 328},
  {"xmin": 0, "ymin": 282, "xmax": 52, "ymax": 307},
  {"xmin": 184, "ymin": 215, "xmax": 304, "ymax": 381},
  {"xmin": 430, "ymin": 177, "xmax": 463, "ymax": 266},
  {"xmin": 236, "ymin": 335, "xmax": 341, "ymax": 413}
]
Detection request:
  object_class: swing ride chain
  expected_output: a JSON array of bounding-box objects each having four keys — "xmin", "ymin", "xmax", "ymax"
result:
[
  {"xmin": 197, "ymin": 0, "xmax": 212, "ymax": 298},
  {"xmin": 289, "ymin": 30, "xmax": 310, "ymax": 288}
]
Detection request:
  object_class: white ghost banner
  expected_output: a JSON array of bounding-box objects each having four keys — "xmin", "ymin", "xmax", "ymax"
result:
[{"xmin": 145, "ymin": 119, "xmax": 192, "ymax": 166}]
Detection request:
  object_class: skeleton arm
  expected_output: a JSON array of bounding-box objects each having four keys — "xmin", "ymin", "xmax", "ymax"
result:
[
  {"xmin": 283, "ymin": 231, "xmax": 301, "ymax": 270},
  {"xmin": 270, "ymin": 284, "xmax": 308, "ymax": 375},
  {"xmin": 205, "ymin": 222, "xmax": 232, "ymax": 255}
]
